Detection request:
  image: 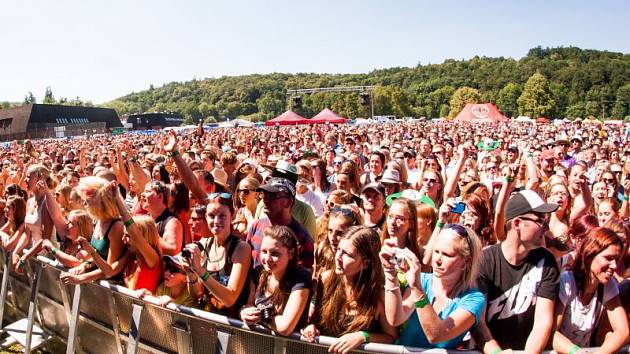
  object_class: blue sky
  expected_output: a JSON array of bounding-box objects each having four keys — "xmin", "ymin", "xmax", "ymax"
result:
[{"xmin": 1, "ymin": 0, "xmax": 628, "ymax": 104}]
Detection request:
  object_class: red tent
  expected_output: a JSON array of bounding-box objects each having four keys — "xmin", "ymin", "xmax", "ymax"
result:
[
  {"xmin": 308, "ymin": 108, "xmax": 347, "ymax": 124},
  {"xmin": 453, "ymin": 103, "xmax": 508, "ymax": 123},
  {"xmin": 264, "ymin": 110, "xmax": 308, "ymax": 126}
]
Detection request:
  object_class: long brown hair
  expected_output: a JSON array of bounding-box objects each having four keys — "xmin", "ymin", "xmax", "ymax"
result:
[
  {"xmin": 380, "ymin": 198, "xmax": 420, "ymax": 258},
  {"xmin": 462, "ymin": 193, "xmax": 495, "ymax": 245},
  {"xmin": 571, "ymin": 227, "xmax": 623, "ymax": 292},
  {"xmin": 256, "ymin": 226, "xmax": 299, "ymax": 311},
  {"xmin": 315, "ymin": 208, "xmax": 360, "ymax": 278},
  {"xmin": 317, "ymin": 226, "xmax": 383, "ymax": 336},
  {"xmin": 7, "ymin": 196, "xmax": 26, "ymax": 231}
]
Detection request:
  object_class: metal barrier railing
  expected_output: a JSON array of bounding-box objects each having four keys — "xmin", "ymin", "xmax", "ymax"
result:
[{"xmin": 0, "ymin": 254, "xmax": 626, "ymax": 354}]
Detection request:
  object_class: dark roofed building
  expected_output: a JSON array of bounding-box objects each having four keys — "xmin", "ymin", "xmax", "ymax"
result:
[
  {"xmin": 126, "ymin": 112, "xmax": 184, "ymax": 130},
  {"xmin": 0, "ymin": 104, "xmax": 122, "ymax": 141}
]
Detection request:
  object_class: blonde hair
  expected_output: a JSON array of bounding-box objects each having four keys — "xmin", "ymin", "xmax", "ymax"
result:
[
  {"xmin": 27, "ymin": 164, "xmax": 57, "ymax": 190},
  {"xmin": 78, "ymin": 176, "xmax": 119, "ymax": 221},
  {"xmin": 438, "ymin": 225, "xmax": 482, "ymax": 297},
  {"xmin": 133, "ymin": 215, "xmax": 161, "ymax": 253},
  {"xmin": 68, "ymin": 210, "xmax": 94, "ymax": 240}
]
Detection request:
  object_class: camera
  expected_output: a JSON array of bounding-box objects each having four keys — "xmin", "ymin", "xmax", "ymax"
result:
[
  {"xmin": 257, "ymin": 303, "xmax": 275, "ymax": 323},
  {"xmin": 391, "ymin": 248, "xmax": 406, "ymax": 267}
]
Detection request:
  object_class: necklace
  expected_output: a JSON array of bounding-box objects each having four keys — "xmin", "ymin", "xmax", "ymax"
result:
[{"xmin": 207, "ymin": 238, "xmax": 226, "ymax": 263}]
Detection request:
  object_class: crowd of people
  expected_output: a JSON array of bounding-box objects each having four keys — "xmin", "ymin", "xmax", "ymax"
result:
[{"xmin": 0, "ymin": 119, "xmax": 629, "ymax": 354}]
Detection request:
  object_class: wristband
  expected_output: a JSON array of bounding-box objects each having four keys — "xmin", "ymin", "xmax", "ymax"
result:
[
  {"xmin": 361, "ymin": 331, "xmax": 369, "ymax": 343},
  {"xmin": 489, "ymin": 348, "xmax": 501, "ymax": 354},
  {"xmin": 568, "ymin": 345, "xmax": 580, "ymax": 354},
  {"xmin": 414, "ymin": 295, "xmax": 430, "ymax": 308},
  {"xmin": 19, "ymin": 259, "xmax": 26, "ymax": 268},
  {"xmin": 436, "ymin": 221, "xmax": 444, "ymax": 228},
  {"xmin": 624, "ymin": 195, "xmax": 629, "ymax": 201},
  {"xmin": 527, "ymin": 153, "xmax": 533, "ymax": 158},
  {"xmin": 123, "ymin": 218, "xmax": 135, "ymax": 227},
  {"xmin": 384, "ymin": 284, "xmax": 400, "ymax": 292},
  {"xmin": 51, "ymin": 247, "xmax": 58, "ymax": 255},
  {"xmin": 170, "ymin": 150, "xmax": 180, "ymax": 158},
  {"xmin": 201, "ymin": 270, "xmax": 210, "ymax": 281},
  {"xmin": 506, "ymin": 176, "xmax": 514, "ymax": 182}
]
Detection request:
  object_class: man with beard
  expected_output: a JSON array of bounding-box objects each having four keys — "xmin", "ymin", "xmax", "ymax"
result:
[{"xmin": 360, "ymin": 183, "xmax": 386, "ymax": 232}]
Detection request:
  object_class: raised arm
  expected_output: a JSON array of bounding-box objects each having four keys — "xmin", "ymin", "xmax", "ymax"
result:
[
  {"xmin": 40, "ymin": 181, "xmax": 70, "ymax": 237},
  {"xmin": 163, "ymin": 132, "xmax": 209, "ymax": 205},
  {"xmin": 443, "ymin": 143, "xmax": 471, "ymax": 200},
  {"xmin": 493, "ymin": 165, "xmax": 517, "ymax": 242},
  {"xmin": 569, "ymin": 173, "xmax": 592, "ymax": 222}
]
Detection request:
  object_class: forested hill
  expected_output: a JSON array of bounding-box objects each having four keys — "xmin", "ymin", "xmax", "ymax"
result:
[{"xmin": 102, "ymin": 46, "xmax": 630, "ymax": 123}]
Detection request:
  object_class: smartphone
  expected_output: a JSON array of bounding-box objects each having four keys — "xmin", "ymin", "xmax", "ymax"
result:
[{"xmin": 452, "ymin": 202, "xmax": 466, "ymax": 214}]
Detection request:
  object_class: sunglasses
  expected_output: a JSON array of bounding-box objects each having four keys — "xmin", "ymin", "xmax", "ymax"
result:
[
  {"xmin": 518, "ymin": 215, "xmax": 548, "ymax": 230},
  {"xmin": 602, "ymin": 178, "xmax": 616, "ymax": 184},
  {"xmin": 164, "ymin": 264, "xmax": 183, "ymax": 274},
  {"xmin": 423, "ymin": 177, "xmax": 439, "ymax": 184},
  {"xmin": 444, "ymin": 223, "xmax": 473, "ymax": 253},
  {"xmin": 209, "ymin": 192, "xmax": 232, "ymax": 200},
  {"xmin": 237, "ymin": 189, "xmax": 255, "ymax": 195},
  {"xmin": 331, "ymin": 207, "xmax": 359, "ymax": 222}
]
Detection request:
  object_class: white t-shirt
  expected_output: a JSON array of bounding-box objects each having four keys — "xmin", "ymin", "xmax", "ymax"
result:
[
  {"xmin": 558, "ymin": 271, "xmax": 619, "ymax": 346},
  {"xmin": 296, "ymin": 188, "xmax": 324, "ymax": 218}
]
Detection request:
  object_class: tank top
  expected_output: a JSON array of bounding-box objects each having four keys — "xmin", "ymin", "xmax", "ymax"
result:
[
  {"xmin": 90, "ymin": 219, "xmax": 121, "ymax": 260},
  {"xmin": 155, "ymin": 209, "xmax": 185, "ymax": 252},
  {"xmin": 24, "ymin": 196, "xmax": 45, "ymax": 244},
  {"xmin": 201, "ymin": 234, "xmax": 251, "ymax": 317}
]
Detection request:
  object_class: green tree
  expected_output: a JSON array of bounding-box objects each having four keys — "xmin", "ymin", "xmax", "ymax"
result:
[
  {"xmin": 24, "ymin": 92, "xmax": 36, "ymax": 104},
  {"xmin": 517, "ymin": 73, "xmax": 556, "ymax": 118},
  {"xmin": 256, "ymin": 93, "xmax": 284, "ymax": 118},
  {"xmin": 1, "ymin": 102, "xmax": 10, "ymax": 109},
  {"xmin": 497, "ymin": 83, "xmax": 522, "ymax": 118},
  {"xmin": 612, "ymin": 84, "xmax": 630, "ymax": 118},
  {"xmin": 449, "ymin": 87, "xmax": 481, "ymax": 118},
  {"xmin": 43, "ymin": 86, "xmax": 55, "ymax": 104}
]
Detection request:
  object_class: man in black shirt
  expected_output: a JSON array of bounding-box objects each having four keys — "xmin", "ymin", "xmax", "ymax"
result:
[{"xmin": 473, "ymin": 190, "xmax": 560, "ymax": 353}]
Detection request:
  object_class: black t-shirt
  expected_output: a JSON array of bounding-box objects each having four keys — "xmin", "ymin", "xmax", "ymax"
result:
[
  {"xmin": 255, "ymin": 266, "xmax": 312, "ymax": 330},
  {"xmin": 477, "ymin": 244, "xmax": 559, "ymax": 350}
]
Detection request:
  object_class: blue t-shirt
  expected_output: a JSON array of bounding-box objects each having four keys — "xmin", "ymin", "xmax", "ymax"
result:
[{"xmin": 397, "ymin": 273, "xmax": 485, "ymax": 349}]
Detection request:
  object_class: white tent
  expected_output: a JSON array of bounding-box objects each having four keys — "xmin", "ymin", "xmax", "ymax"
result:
[
  {"xmin": 231, "ymin": 118, "xmax": 255, "ymax": 127},
  {"xmin": 515, "ymin": 116, "xmax": 532, "ymax": 123},
  {"xmin": 354, "ymin": 118, "xmax": 373, "ymax": 125},
  {"xmin": 218, "ymin": 121, "xmax": 232, "ymax": 128}
]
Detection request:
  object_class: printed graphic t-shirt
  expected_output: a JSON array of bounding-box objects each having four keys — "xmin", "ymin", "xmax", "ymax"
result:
[{"xmin": 477, "ymin": 244, "xmax": 559, "ymax": 350}]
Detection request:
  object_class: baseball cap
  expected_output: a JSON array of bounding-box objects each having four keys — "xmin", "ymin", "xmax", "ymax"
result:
[
  {"xmin": 258, "ymin": 177, "xmax": 296, "ymax": 197},
  {"xmin": 162, "ymin": 255, "xmax": 186, "ymax": 272},
  {"xmin": 361, "ymin": 182, "xmax": 385, "ymax": 196},
  {"xmin": 505, "ymin": 190, "xmax": 559, "ymax": 221}
]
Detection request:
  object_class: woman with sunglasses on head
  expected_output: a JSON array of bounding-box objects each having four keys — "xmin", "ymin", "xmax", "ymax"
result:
[
  {"xmin": 233, "ymin": 177, "xmax": 260, "ymax": 239},
  {"xmin": 302, "ymin": 226, "xmax": 397, "ymax": 353},
  {"xmin": 380, "ymin": 223, "xmax": 484, "ymax": 349},
  {"xmin": 552, "ymin": 227, "xmax": 629, "ymax": 354},
  {"xmin": 240, "ymin": 226, "xmax": 312, "ymax": 335},
  {"xmin": 58, "ymin": 176, "xmax": 126, "ymax": 284},
  {"xmin": 182, "ymin": 193, "xmax": 252, "ymax": 317},
  {"xmin": 314, "ymin": 206, "xmax": 361, "ymax": 279}
]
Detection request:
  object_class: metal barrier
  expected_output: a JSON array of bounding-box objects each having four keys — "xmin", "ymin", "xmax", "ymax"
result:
[{"xmin": 0, "ymin": 255, "xmax": 626, "ymax": 354}]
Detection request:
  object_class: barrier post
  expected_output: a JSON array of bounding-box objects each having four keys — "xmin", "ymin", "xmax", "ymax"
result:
[
  {"xmin": 65, "ymin": 284, "xmax": 82, "ymax": 354},
  {"xmin": 0, "ymin": 250, "xmax": 10, "ymax": 327},
  {"xmin": 106, "ymin": 290, "xmax": 124, "ymax": 354},
  {"xmin": 125, "ymin": 302, "xmax": 144, "ymax": 354},
  {"xmin": 272, "ymin": 337, "xmax": 288, "ymax": 354},
  {"xmin": 23, "ymin": 264, "xmax": 43, "ymax": 353},
  {"xmin": 214, "ymin": 329, "xmax": 232, "ymax": 354},
  {"xmin": 172, "ymin": 320, "xmax": 192, "ymax": 354}
]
